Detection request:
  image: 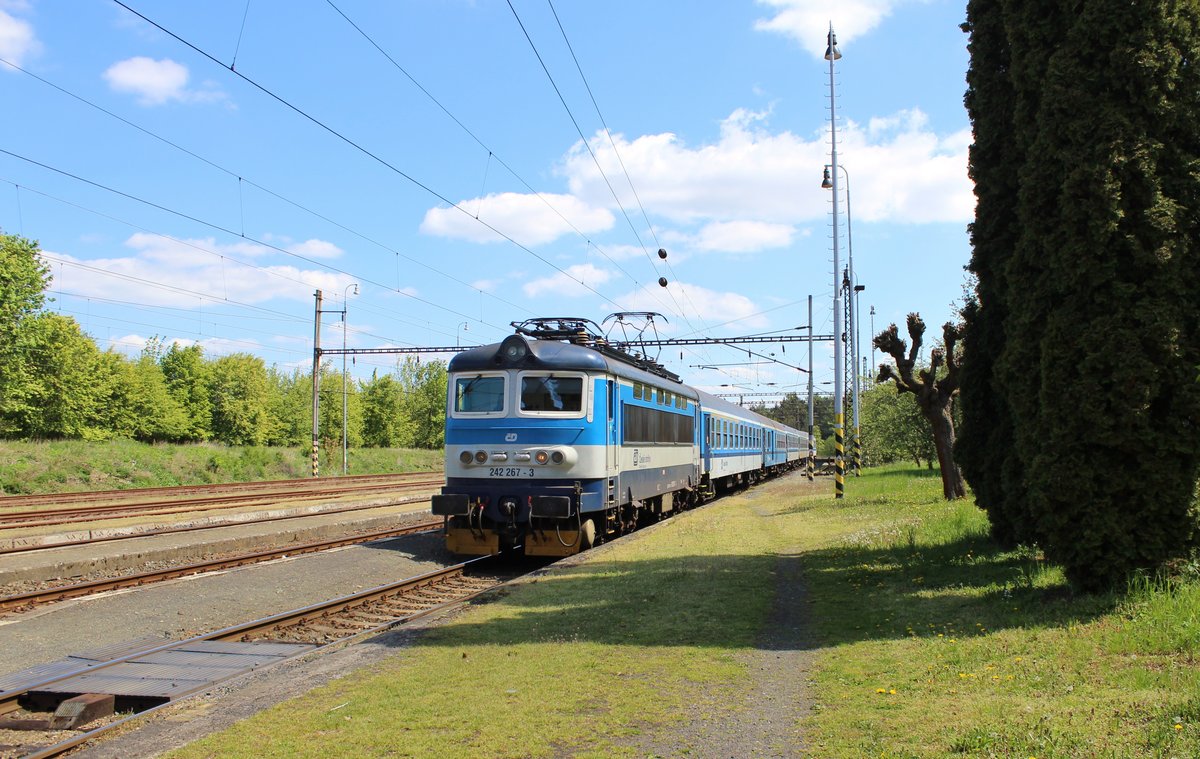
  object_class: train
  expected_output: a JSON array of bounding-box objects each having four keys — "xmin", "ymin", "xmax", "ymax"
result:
[{"xmin": 431, "ymin": 317, "xmax": 808, "ymax": 557}]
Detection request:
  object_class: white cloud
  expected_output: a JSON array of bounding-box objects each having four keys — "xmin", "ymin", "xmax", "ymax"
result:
[
  {"xmin": 44, "ymin": 234, "xmax": 356, "ymax": 307},
  {"xmin": 754, "ymin": 0, "xmax": 926, "ymax": 59},
  {"xmin": 107, "ymin": 333, "xmax": 255, "ymax": 360},
  {"xmin": 0, "ymin": 8, "xmax": 38, "ymax": 67},
  {"xmin": 617, "ymin": 281, "xmax": 769, "ymax": 330},
  {"xmin": 693, "ymin": 220, "xmax": 795, "ymax": 253},
  {"xmin": 562, "ymin": 107, "xmax": 971, "ymax": 227},
  {"xmin": 287, "ymin": 239, "xmax": 344, "ymax": 260},
  {"xmin": 420, "ymin": 192, "xmax": 614, "ymax": 247},
  {"xmin": 103, "ymin": 56, "xmax": 227, "ymax": 106},
  {"xmin": 523, "ymin": 263, "xmax": 613, "ymax": 298}
]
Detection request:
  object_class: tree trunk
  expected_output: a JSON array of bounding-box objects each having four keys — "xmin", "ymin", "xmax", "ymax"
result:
[{"xmin": 925, "ymin": 404, "xmax": 966, "ymax": 499}]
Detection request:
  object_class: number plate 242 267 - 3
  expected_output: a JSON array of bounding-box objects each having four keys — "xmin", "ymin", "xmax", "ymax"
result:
[{"xmin": 489, "ymin": 467, "xmax": 535, "ymax": 478}]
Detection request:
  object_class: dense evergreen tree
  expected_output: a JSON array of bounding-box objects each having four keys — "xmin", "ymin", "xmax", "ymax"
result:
[
  {"xmin": 957, "ymin": 0, "xmax": 1025, "ymax": 545},
  {"xmin": 963, "ymin": 0, "xmax": 1200, "ymax": 588}
]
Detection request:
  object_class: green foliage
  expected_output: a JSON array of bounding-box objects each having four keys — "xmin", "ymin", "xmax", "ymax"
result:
[
  {"xmin": 757, "ymin": 391, "xmax": 833, "ymax": 440},
  {"xmin": 860, "ymin": 382, "xmax": 934, "ymax": 467},
  {"xmin": 394, "ymin": 357, "xmax": 447, "ymax": 449},
  {"xmin": 208, "ymin": 353, "xmax": 273, "ymax": 446},
  {"xmin": 359, "ymin": 371, "xmax": 410, "ymax": 447},
  {"xmin": 961, "ymin": 1, "xmax": 1200, "ymax": 589},
  {"xmin": 160, "ymin": 342, "xmax": 212, "ymax": 441},
  {"xmin": 18, "ymin": 313, "xmax": 107, "ymax": 439},
  {"xmin": 0, "ymin": 232, "xmax": 52, "ymax": 435},
  {"xmin": 0, "ymin": 438, "xmax": 443, "ymax": 494}
]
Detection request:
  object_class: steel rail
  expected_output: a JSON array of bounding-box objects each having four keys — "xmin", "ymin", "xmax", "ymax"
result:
[
  {"xmin": 0, "ymin": 471, "xmax": 442, "ymax": 509},
  {"xmin": 0, "ymin": 519, "xmax": 443, "ymax": 612},
  {"xmin": 0, "ymin": 494, "xmax": 434, "ymax": 557},
  {"xmin": 0, "ymin": 477, "xmax": 444, "ymax": 529}
]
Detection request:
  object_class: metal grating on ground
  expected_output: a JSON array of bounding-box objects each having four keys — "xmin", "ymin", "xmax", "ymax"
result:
[{"xmin": 7, "ymin": 639, "xmax": 315, "ymax": 702}]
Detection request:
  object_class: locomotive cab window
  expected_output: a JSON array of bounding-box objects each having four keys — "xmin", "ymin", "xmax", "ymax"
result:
[
  {"xmin": 452, "ymin": 373, "xmax": 506, "ymax": 415},
  {"xmin": 519, "ymin": 373, "xmax": 584, "ymax": 414}
]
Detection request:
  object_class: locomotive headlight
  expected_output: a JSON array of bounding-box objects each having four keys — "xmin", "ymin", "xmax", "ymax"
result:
[
  {"xmin": 534, "ymin": 450, "xmax": 550, "ymax": 465},
  {"xmin": 550, "ymin": 450, "xmax": 565, "ymax": 464},
  {"xmin": 474, "ymin": 450, "xmax": 488, "ymax": 464},
  {"xmin": 498, "ymin": 335, "xmax": 529, "ymax": 364},
  {"xmin": 459, "ymin": 450, "xmax": 473, "ymax": 465}
]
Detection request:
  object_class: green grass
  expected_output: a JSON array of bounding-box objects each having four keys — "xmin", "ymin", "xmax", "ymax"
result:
[
  {"xmin": 0, "ymin": 439, "xmax": 443, "ymax": 495},
  {"xmin": 166, "ymin": 465, "xmax": 1200, "ymax": 758}
]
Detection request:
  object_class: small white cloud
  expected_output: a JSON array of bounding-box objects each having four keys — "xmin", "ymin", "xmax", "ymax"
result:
[
  {"xmin": 753, "ymin": 0, "xmax": 926, "ymax": 59},
  {"xmin": 693, "ymin": 220, "xmax": 795, "ymax": 253},
  {"xmin": 0, "ymin": 8, "xmax": 39, "ymax": 67},
  {"xmin": 420, "ymin": 192, "xmax": 614, "ymax": 247},
  {"xmin": 103, "ymin": 56, "xmax": 227, "ymax": 106},
  {"xmin": 523, "ymin": 263, "xmax": 613, "ymax": 298},
  {"xmin": 286, "ymin": 239, "xmax": 344, "ymax": 260},
  {"xmin": 618, "ymin": 281, "xmax": 769, "ymax": 330}
]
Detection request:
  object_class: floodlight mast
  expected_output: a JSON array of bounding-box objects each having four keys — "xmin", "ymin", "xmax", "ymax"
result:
[{"xmin": 825, "ymin": 23, "xmax": 845, "ymax": 499}]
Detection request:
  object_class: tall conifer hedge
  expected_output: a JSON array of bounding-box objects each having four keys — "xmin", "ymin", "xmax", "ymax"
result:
[{"xmin": 961, "ymin": 0, "xmax": 1200, "ymax": 589}]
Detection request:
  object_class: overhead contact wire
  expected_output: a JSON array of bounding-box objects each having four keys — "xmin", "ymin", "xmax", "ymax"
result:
[{"xmin": 110, "ymin": 0, "xmax": 626, "ymax": 313}]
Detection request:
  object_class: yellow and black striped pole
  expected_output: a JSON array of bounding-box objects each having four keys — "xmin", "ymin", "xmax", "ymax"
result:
[
  {"xmin": 311, "ymin": 440, "xmax": 319, "ymax": 478},
  {"xmin": 853, "ymin": 424, "xmax": 862, "ymax": 475},
  {"xmin": 807, "ymin": 427, "xmax": 815, "ymax": 481},
  {"xmin": 834, "ymin": 413, "xmax": 845, "ymax": 498}
]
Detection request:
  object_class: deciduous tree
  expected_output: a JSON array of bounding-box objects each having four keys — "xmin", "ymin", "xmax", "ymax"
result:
[{"xmin": 874, "ymin": 314, "xmax": 966, "ymax": 499}]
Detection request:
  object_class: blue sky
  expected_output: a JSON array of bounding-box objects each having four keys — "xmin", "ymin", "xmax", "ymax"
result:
[{"xmin": 1, "ymin": 0, "xmax": 973, "ymax": 400}]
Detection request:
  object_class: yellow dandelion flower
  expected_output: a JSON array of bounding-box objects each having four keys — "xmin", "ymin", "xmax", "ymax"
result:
[
  {"xmin": 1176, "ymin": 724, "xmax": 1184, "ymax": 731},
  {"xmin": 888, "ymin": 689, "xmax": 896, "ymax": 695},
  {"xmin": 876, "ymin": 688, "xmax": 887, "ymax": 693}
]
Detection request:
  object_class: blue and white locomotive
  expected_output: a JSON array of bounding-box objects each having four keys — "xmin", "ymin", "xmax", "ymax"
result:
[{"xmin": 431, "ymin": 317, "xmax": 806, "ymax": 557}]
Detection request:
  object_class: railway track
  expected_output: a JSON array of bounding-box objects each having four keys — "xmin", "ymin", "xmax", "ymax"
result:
[
  {"xmin": 0, "ymin": 471, "xmax": 441, "ymax": 509},
  {"xmin": 0, "ymin": 519, "xmax": 445, "ymax": 613},
  {"xmin": 0, "ymin": 556, "xmax": 512, "ymax": 758},
  {"xmin": 0, "ymin": 473, "xmax": 444, "ymax": 530},
  {"xmin": 0, "ymin": 493, "xmax": 434, "ymax": 557}
]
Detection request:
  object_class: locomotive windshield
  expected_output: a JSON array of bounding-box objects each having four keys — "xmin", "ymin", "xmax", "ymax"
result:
[
  {"xmin": 454, "ymin": 374, "xmax": 505, "ymax": 413},
  {"xmin": 520, "ymin": 375, "xmax": 583, "ymax": 412}
]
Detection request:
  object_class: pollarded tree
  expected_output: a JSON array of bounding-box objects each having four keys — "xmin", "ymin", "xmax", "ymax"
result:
[{"xmin": 874, "ymin": 314, "xmax": 966, "ymax": 499}]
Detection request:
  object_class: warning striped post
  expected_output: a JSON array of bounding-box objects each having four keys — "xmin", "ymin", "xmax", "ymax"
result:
[
  {"xmin": 834, "ymin": 413, "xmax": 845, "ymax": 498},
  {"xmin": 853, "ymin": 426, "xmax": 862, "ymax": 476}
]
